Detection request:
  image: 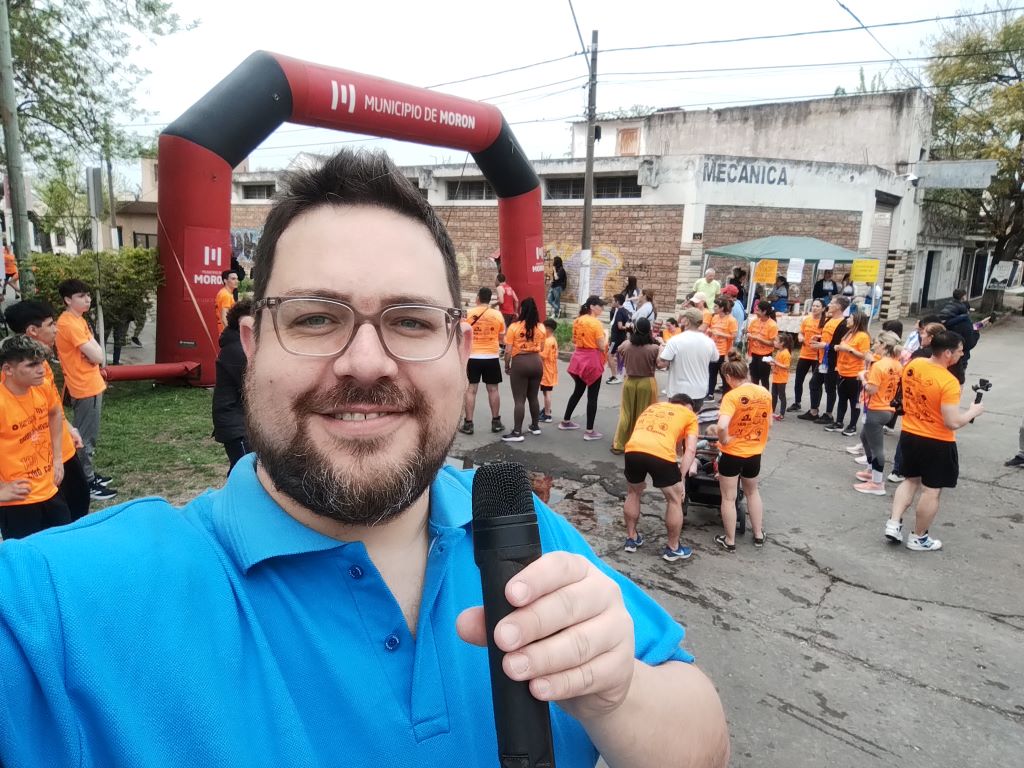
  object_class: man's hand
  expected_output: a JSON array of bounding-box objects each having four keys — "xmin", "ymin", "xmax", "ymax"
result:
[
  {"xmin": 0, "ymin": 479, "xmax": 31, "ymax": 503},
  {"xmin": 456, "ymin": 552, "xmax": 636, "ymax": 723},
  {"xmin": 70, "ymin": 427, "xmax": 84, "ymax": 449}
]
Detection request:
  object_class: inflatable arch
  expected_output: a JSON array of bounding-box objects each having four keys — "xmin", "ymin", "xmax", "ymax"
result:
[{"xmin": 156, "ymin": 51, "xmax": 544, "ymax": 386}]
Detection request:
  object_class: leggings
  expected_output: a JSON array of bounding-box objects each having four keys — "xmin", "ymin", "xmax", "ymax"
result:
[
  {"xmin": 708, "ymin": 356, "xmax": 724, "ymax": 398},
  {"xmin": 771, "ymin": 383, "xmax": 787, "ymax": 415},
  {"xmin": 810, "ymin": 368, "xmax": 838, "ymax": 414},
  {"xmin": 749, "ymin": 355, "xmax": 771, "ymax": 390},
  {"xmin": 509, "ymin": 352, "xmax": 543, "ymax": 432},
  {"xmin": 564, "ymin": 373, "xmax": 602, "ymax": 430},
  {"xmin": 835, "ymin": 375, "xmax": 862, "ymax": 429},
  {"xmin": 793, "ymin": 358, "xmax": 816, "ymax": 406},
  {"xmin": 860, "ymin": 409, "xmax": 891, "ymax": 473}
]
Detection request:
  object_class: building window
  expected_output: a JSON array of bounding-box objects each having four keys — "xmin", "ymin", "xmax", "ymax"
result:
[
  {"xmin": 55, "ymin": 231, "xmax": 67, "ymax": 247},
  {"xmin": 545, "ymin": 175, "xmax": 642, "ymax": 200},
  {"xmin": 242, "ymin": 184, "xmax": 276, "ymax": 200},
  {"xmin": 616, "ymin": 128, "xmax": 640, "ymax": 156},
  {"xmin": 546, "ymin": 177, "xmax": 585, "ymax": 200},
  {"xmin": 133, "ymin": 233, "xmax": 158, "ymax": 249},
  {"xmin": 446, "ymin": 180, "xmax": 496, "ymax": 200}
]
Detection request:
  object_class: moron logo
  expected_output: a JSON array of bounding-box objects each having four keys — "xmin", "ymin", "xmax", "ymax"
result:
[
  {"xmin": 331, "ymin": 80, "xmax": 357, "ymax": 114},
  {"xmin": 203, "ymin": 246, "xmax": 223, "ymax": 268}
]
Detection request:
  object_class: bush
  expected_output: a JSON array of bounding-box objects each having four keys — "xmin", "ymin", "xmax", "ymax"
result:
[
  {"xmin": 554, "ymin": 320, "xmax": 573, "ymax": 350},
  {"xmin": 30, "ymin": 248, "xmax": 163, "ymax": 332}
]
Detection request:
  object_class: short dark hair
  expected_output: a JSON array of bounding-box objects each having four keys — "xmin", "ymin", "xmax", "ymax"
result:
[
  {"xmin": 253, "ymin": 149, "xmax": 459, "ymax": 304},
  {"xmin": 920, "ymin": 313, "xmax": 941, "ymax": 325},
  {"xmin": 543, "ymin": 318, "xmax": 558, "ymax": 331},
  {"xmin": 477, "ymin": 286, "xmax": 492, "ymax": 304},
  {"xmin": 881, "ymin": 319, "xmax": 904, "ymax": 337},
  {"xmin": 226, "ymin": 298, "xmax": 253, "ymax": 330},
  {"xmin": 222, "ymin": 270, "xmax": 237, "ymax": 282},
  {"xmin": 669, "ymin": 393, "xmax": 694, "ymax": 408},
  {"xmin": 4, "ymin": 300, "xmax": 56, "ymax": 334},
  {"xmin": 613, "ymin": 293, "xmax": 625, "ymax": 304},
  {"xmin": 495, "ymin": 273, "xmax": 506, "ymax": 284},
  {"xmin": 0, "ymin": 335, "xmax": 49, "ymax": 366},
  {"xmin": 58, "ymin": 279, "xmax": 91, "ymax": 299},
  {"xmin": 952, "ymin": 288, "xmax": 967, "ymax": 302},
  {"xmin": 930, "ymin": 329, "xmax": 964, "ymax": 354}
]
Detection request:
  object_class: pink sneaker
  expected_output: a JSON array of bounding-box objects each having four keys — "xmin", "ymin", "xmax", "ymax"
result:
[
  {"xmin": 583, "ymin": 430, "xmax": 603, "ymax": 441},
  {"xmin": 854, "ymin": 481, "xmax": 886, "ymax": 496},
  {"xmin": 558, "ymin": 420, "xmax": 580, "ymax": 430},
  {"xmin": 854, "ymin": 470, "xmax": 872, "ymax": 482}
]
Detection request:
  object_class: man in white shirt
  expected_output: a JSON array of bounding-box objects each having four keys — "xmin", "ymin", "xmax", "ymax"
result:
[
  {"xmin": 658, "ymin": 308, "xmax": 719, "ymax": 410},
  {"xmin": 693, "ymin": 269, "xmax": 722, "ymax": 303}
]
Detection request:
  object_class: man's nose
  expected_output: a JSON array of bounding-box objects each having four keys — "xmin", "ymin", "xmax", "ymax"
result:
[{"xmin": 331, "ymin": 323, "xmax": 400, "ymax": 383}]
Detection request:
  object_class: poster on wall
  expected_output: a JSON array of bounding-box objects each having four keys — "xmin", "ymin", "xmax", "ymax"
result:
[
  {"xmin": 850, "ymin": 259, "xmax": 881, "ymax": 283},
  {"xmin": 986, "ymin": 260, "xmax": 1014, "ymax": 290},
  {"xmin": 753, "ymin": 259, "xmax": 779, "ymax": 283},
  {"xmin": 786, "ymin": 258, "xmax": 805, "ymax": 283}
]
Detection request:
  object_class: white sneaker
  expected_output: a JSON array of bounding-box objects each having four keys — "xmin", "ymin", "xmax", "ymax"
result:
[
  {"xmin": 887, "ymin": 472, "xmax": 905, "ymax": 483},
  {"xmin": 845, "ymin": 444, "xmax": 865, "ymax": 455},
  {"xmin": 907, "ymin": 533, "xmax": 942, "ymax": 552},
  {"xmin": 853, "ymin": 455, "xmax": 869, "ymax": 465},
  {"xmin": 884, "ymin": 519, "xmax": 903, "ymax": 543}
]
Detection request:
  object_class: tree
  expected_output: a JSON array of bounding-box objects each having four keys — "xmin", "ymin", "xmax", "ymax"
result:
[
  {"xmin": 5, "ymin": 1, "xmax": 194, "ymax": 163},
  {"xmin": 35, "ymin": 154, "xmax": 94, "ymax": 254},
  {"xmin": 924, "ymin": 8, "xmax": 1024, "ymax": 269}
]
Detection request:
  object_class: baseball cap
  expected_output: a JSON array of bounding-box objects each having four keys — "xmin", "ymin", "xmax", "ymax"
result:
[{"xmin": 721, "ymin": 284, "xmax": 739, "ymax": 297}]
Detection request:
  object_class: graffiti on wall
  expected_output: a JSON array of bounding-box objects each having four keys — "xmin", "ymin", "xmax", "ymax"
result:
[
  {"xmin": 544, "ymin": 241, "xmax": 626, "ymax": 302},
  {"xmin": 231, "ymin": 228, "xmax": 262, "ymax": 276}
]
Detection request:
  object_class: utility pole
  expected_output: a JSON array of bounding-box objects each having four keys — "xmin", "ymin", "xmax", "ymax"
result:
[
  {"xmin": 0, "ymin": 0, "xmax": 33, "ymax": 294},
  {"xmin": 579, "ymin": 29, "xmax": 598, "ymax": 300}
]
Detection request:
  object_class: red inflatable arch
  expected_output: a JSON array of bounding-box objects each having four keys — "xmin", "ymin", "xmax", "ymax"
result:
[{"xmin": 156, "ymin": 52, "xmax": 544, "ymax": 386}]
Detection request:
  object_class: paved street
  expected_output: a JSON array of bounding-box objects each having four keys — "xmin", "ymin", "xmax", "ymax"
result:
[{"xmin": 452, "ymin": 316, "xmax": 1024, "ymax": 768}]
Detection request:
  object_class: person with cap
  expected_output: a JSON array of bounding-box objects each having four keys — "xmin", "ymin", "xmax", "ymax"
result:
[
  {"xmin": 721, "ymin": 284, "xmax": 746, "ymax": 345},
  {"xmin": 658, "ymin": 308, "xmax": 718, "ymax": 412},
  {"xmin": 559, "ymin": 295, "xmax": 608, "ymax": 441}
]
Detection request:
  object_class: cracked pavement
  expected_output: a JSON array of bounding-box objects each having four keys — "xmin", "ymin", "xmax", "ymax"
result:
[{"xmin": 452, "ymin": 315, "xmax": 1024, "ymax": 767}]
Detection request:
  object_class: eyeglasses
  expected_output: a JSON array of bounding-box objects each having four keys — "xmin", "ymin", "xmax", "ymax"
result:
[{"xmin": 254, "ymin": 297, "xmax": 465, "ymax": 362}]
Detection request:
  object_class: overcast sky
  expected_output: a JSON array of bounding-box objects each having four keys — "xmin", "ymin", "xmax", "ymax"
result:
[{"xmin": 121, "ymin": 0, "xmax": 996, "ymax": 175}]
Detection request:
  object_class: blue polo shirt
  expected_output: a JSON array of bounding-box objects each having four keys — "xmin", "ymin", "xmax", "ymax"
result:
[{"xmin": 0, "ymin": 455, "xmax": 693, "ymax": 767}]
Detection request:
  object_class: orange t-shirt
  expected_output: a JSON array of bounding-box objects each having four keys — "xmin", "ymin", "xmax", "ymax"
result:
[
  {"xmin": 701, "ymin": 308, "xmax": 713, "ymax": 328},
  {"xmin": 3, "ymin": 248, "xmax": 17, "ymax": 276},
  {"xmin": 719, "ymin": 382, "xmax": 772, "ymax": 458},
  {"xmin": 707, "ymin": 314, "xmax": 738, "ymax": 357},
  {"xmin": 215, "ymin": 287, "xmax": 236, "ymax": 336},
  {"xmin": 818, "ymin": 317, "xmax": 843, "ymax": 363},
  {"xmin": 625, "ymin": 402, "xmax": 698, "ymax": 463},
  {"xmin": 836, "ymin": 331, "xmax": 871, "ymax": 378},
  {"xmin": 0, "ymin": 362, "xmax": 73, "ymax": 463},
  {"xmin": 799, "ymin": 314, "xmax": 822, "ymax": 360},
  {"xmin": 55, "ymin": 312, "xmax": 106, "ymax": 399},
  {"xmin": 572, "ymin": 315, "xmax": 604, "ymax": 350},
  {"xmin": 661, "ymin": 326, "xmax": 682, "ymax": 343},
  {"xmin": 901, "ymin": 358, "xmax": 961, "ymax": 442},
  {"xmin": 540, "ymin": 335, "xmax": 559, "ymax": 388},
  {"xmin": 0, "ymin": 383, "xmax": 61, "ymax": 506},
  {"xmin": 467, "ymin": 305, "xmax": 505, "ymax": 357},
  {"xmin": 505, "ymin": 322, "xmax": 546, "ymax": 357},
  {"xmin": 771, "ymin": 349, "xmax": 792, "ymax": 384},
  {"xmin": 865, "ymin": 357, "xmax": 903, "ymax": 413},
  {"xmin": 747, "ymin": 317, "xmax": 779, "ymax": 356}
]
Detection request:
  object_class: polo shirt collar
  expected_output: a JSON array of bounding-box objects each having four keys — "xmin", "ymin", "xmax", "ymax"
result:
[{"xmin": 214, "ymin": 454, "xmax": 474, "ymax": 574}]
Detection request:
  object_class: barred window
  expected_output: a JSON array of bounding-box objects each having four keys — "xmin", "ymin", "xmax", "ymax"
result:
[
  {"xmin": 242, "ymin": 184, "xmax": 276, "ymax": 200},
  {"xmin": 446, "ymin": 180, "xmax": 496, "ymax": 200},
  {"xmin": 546, "ymin": 175, "xmax": 642, "ymax": 200},
  {"xmin": 546, "ymin": 177, "xmax": 585, "ymax": 200}
]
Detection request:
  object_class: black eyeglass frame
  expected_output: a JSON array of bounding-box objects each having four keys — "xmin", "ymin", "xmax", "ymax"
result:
[{"xmin": 253, "ymin": 296, "xmax": 465, "ymax": 362}]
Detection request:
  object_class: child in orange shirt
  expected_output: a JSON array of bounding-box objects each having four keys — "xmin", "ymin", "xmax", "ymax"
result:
[
  {"xmin": 539, "ymin": 318, "xmax": 559, "ymax": 422},
  {"xmin": 769, "ymin": 334, "xmax": 794, "ymax": 420}
]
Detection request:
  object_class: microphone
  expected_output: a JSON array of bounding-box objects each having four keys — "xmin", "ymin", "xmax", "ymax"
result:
[{"xmin": 472, "ymin": 462, "xmax": 556, "ymax": 768}]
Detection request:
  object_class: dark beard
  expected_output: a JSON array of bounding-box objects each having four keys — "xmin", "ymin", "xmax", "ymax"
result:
[{"xmin": 245, "ymin": 377, "xmax": 455, "ymax": 527}]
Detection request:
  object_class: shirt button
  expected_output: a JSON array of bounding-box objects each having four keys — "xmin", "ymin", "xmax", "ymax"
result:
[
  {"xmin": 348, "ymin": 565, "xmax": 363, "ymax": 579},
  {"xmin": 384, "ymin": 634, "xmax": 400, "ymax": 651}
]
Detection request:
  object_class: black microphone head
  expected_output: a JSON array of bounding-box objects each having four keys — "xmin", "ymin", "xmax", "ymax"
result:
[{"xmin": 472, "ymin": 462, "xmax": 535, "ymax": 520}]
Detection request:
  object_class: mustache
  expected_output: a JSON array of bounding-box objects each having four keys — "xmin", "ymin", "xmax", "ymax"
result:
[{"xmin": 294, "ymin": 380, "xmax": 418, "ymax": 415}]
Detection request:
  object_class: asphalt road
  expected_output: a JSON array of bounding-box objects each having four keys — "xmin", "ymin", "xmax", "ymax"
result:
[{"xmin": 452, "ymin": 315, "xmax": 1024, "ymax": 768}]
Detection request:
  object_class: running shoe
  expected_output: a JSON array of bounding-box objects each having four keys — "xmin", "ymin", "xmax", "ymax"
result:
[
  {"xmin": 824, "ymin": 421, "xmax": 843, "ymax": 432},
  {"xmin": 1004, "ymin": 455, "xmax": 1024, "ymax": 467},
  {"xmin": 624, "ymin": 533, "xmax": 645, "ymax": 553},
  {"xmin": 887, "ymin": 472, "xmax": 905, "ymax": 483},
  {"xmin": 500, "ymin": 431, "xmax": 524, "ymax": 442},
  {"xmin": 853, "ymin": 455, "xmax": 869, "ymax": 465},
  {"xmin": 787, "ymin": 403, "xmax": 802, "ymax": 412},
  {"xmin": 841, "ymin": 426, "xmax": 858, "ymax": 437},
  {"xmin": 538, "ymin": 413, "xmax": 553, "ymax": 423},
  {"xmin": 527, "ymin": 424, "xmax": 542, "ymax": 435},
  {"xmin": 845, "ymin": 444, "xmax": 865, "ymax": 455},
  {"xmin": 772, "ymin": 413, "xmax": 784, "ymax": 421},
  {"xmin": 714, "ymin": 534, "xmax": 736, "ymax": 552},
  {"xmin": 490, "ymin": 418, "xmax": 505, "ymax": 433},
  {"xmin": 855, "ymin": 470, "xmax": 872, "ymax": 482},
  {"xmin": 606, "ymin": 376, "xmax": 622, "ymax": 385},
  {"xmin": 906, "ymin": 533, "xmax": 942, "ymax": 552},
  {"xmin": 558, "ymin": 420, "xmax": 580, "ymax": 430},
  {"xmin": 797, "ymin": 411, "xmax": 819, "ymax": 421},
  {"xmin": 884, "ymin": 519, "xmax": 903, "ymax": 543},
  {"xmin": 583, "ymin": 430, "xmax": 603, "ymax": 441},
  {"xmin": 662, "ymin": 544, "xmax": 693, "ymax": 562},
  {"xmin": 458, "ymin": 420, "xmax": 474, "ymax": 435},
  {"xmin": 89, "ymin": 481, "xmax": 117, "ymax": 501},
  {"xmin": 94, "ymin": 474, "xmax": 114, "ymax": 487},
  {"xmin": 853, "ymin": 481, "xmax": 886, "ymax": 496},
  {"xmin": 814, "ymin": 415, "xmax": 834, "ymax": 425}
]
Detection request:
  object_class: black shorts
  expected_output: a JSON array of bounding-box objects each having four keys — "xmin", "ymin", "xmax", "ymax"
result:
[
  {"xmin": 467, "ymin": 358, "xmax": 502, "ymax": 385},
  {"xmin": 897, "ymin": 432, "xmax": 959, "ymax": 488},
  {"xmin": 624, "ymin": 452, "xmax": 682, "ymax": 488},
  {"xmin": 717, "ymin": 452, "xmax": 762, "ymax": 479},
  {"xmin": 540, "ymin": 385, "xmax": 553, "ymax": 392},
  {"xmin": 609, "ymin": 339, "xmax": 625, "ymax": 355},
  {"xmin": 0, "ymin": 494, "xmax": 72, "ymax": 540}
]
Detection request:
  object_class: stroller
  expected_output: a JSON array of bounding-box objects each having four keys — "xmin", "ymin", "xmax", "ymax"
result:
[{"xmin": 682, "ymin": 404, "xmax": 747, "ymax": 535}]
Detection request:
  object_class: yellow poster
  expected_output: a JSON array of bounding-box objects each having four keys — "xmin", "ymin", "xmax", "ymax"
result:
[
  {"xmin": 850, "ymin": 259, "xmax": 881, "ymax": 283},
  {"xmin": 753, "ymin": 259, "xmax": 779, "ymax": 283}
]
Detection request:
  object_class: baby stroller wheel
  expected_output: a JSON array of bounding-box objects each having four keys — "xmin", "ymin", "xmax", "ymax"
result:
[{"xmin": 736, "ymin": 497, "xmax": 747, "ymax": 535}]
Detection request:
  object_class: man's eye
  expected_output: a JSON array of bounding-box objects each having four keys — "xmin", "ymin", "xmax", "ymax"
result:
[{"xmin": 292, "ymin": 315, "xmax": 336, "ymax": 328}]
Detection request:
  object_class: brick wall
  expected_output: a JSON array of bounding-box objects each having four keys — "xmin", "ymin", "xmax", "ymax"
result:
[
  {"xmin": 698, "ymin": 205, "xmax": 862, "ymax": 308},
  {"xmin": 231, "ymin": 205, "xmax": 272, "ymax": 229}
]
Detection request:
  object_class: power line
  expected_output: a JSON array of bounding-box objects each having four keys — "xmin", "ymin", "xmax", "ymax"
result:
[
  {"xmin": 833, "ymin": 0, "xmax": 925, "ymax": 87},
  {"xmin": 566, "ymin": 0, "xmax": 591, "ymax": 75}
]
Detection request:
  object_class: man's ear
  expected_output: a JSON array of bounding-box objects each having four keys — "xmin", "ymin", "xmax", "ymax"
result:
[{"xmin": 239, "ymin": 316, "xmax": 257, "ymax": 361}]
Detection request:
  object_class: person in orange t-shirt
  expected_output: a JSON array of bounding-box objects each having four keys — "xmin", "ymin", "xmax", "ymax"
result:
[
  {"xmin": 4, "ymin": 299, "xmax": 90, "ymax": 520},
  {"xmin": 539, "ymin": 318, "xmax": 559, "ymax": 422},
  {"xmin": 707, "ymin": 296, "xmax": 739, "ymax": 396},
  {"xmin": 623, "ymin": 395, "xmax": 699, "ymax": 561},
  {"xmin": 885, "ymin": 330, "xmax": 983, "ymax": 552},
  {"xmin": 561, "ymin": 296, "xmax": 607, "ymax": 439},
  {"xmin": 852, "ymin": 331, "xmax": 903, "ymax": 496},
  {"xmin": 0, "ymin": 335, "xmax": 71, "ymax": 540},
  {"xmin": 3, "ymin": 245, "xmax": 20, "ymax": 298},
  {"xmin": 55, "ymin": 279, "xmax": 116, "ymax": 500},
  {"xmin": 216, "ymin": 271, "xmax": 239, "ymax": 337},
  {"xmin": 768, "ymin": 334, "xmax": 794, "ymax": 420},
  {"xmin": 460, "ymin": 287, "xmax": 506, "ymax": 436},
  {"xmin": 802, "ymin": 295, "xmax": 850, "ymax": 423},
  {"xmin": 661, "ymin": 317, "xmax": 681, "ymax": 342},
  {"xmin": 501, "ymin": 298, "xmax": 547, "ymax": 442},
  {"xmin": 790, "ymin": 299, "xmax": 824, "ymax": 413},
  {"xmin": 745, "ymin": 300, "xmax": 778, "ymax": 390},
  {"xmin": 712, "ymin": 352, "xmax": 770, "ymax": 551},
  {"xmin": 830, "ymin": 311, "xmax": 872, "ymax": 436}
]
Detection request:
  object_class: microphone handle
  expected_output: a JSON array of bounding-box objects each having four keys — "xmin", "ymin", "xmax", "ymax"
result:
[
  {"xmin": 478, "ymin": 547, "xmax": 556, "ymax": 768},
  {"xmin": 970, "ymin": 390, "xmax": 983, "ymax": 423}
]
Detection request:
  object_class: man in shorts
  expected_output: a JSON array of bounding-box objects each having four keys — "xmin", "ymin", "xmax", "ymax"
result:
[
  {"xmin": 460, "ymin": 287, "xmax": 505, "ymax": 435},
  {"xmin": 622, "ymin": 394, "xmax": 699, "ymax": 562},
  {"xmin": 885, "ymin": 330, "xmax": 983, "ymax": 551}
]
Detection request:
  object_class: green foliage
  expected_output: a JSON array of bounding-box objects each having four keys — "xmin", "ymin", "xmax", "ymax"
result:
[
  {"xmin": 30, "ymin": 248, "xmax": 163, "ymax": 331},
  {"xmin": 924, "ymin": 10, "xmax": 1024, "ymax": 263},
  {"xmin": 554, "ymin": 320, "xmax": 573, "ymax": 350},
  {"xmin": 35, "ymin": 154, "xmax": 98, "ymax": 253}
]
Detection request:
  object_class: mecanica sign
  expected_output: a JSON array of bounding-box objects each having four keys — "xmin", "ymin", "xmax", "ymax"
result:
[{"xmin": 702, "ymin": 159, "xmax": 789, "ymax": 186}]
